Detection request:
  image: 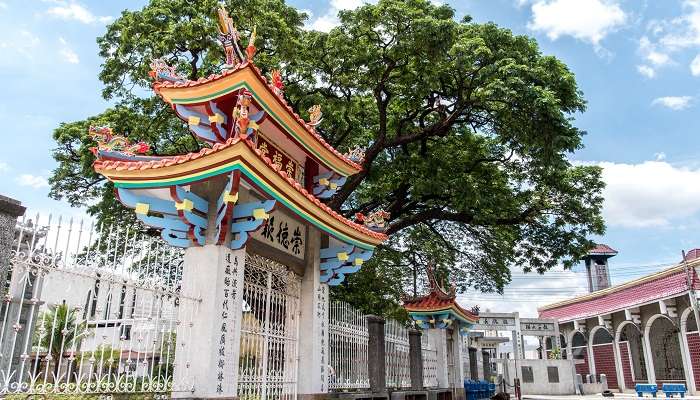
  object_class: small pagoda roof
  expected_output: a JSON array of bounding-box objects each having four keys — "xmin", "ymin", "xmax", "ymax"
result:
[
  {"xmin": 403, "ymin": 264, "xmax": 479, "ymax": 327},
  {"xmin": 404, "ymin": 290, "xmax": 479, "ymax": 325},
  {"xmin": 152, "ymin": 62, "xmax": 362, "ymax": 177},
  {"xmin": 94, "ymin": 136, "xmax": 386, "ymax": 250},
  {"xmin": 586, "ymin": 243, "xmax": 618, "ymax": 257}
]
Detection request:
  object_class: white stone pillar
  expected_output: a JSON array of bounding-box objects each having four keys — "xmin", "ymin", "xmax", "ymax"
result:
[
  {"xmin": 297, "ymin": 228, "xmax": 329, "ymax": 398},
  {"xmin": 612, "ymin": 333, "xmax": 626, "ymax": 392},
  {"xmin": 172, "ymin": 245, "xmax": 246, "ymax": 398},
  {"xmin": 476, "ymin": 343, "xmax": 484, "ymax": 380},
  {"xmin": 642, "ymin": 327, "xmax": 656, "ymax": 384},
  {"xmin": 451, "ymin": 326, "xmax": 465, "ymax": 386},
  {"xmin": 678, "ymin": 328, "xmax": 696, "ymax": 394},
  {"xmin": 429, "ymin": 329, "xmax": 450, "ymax": 387}
]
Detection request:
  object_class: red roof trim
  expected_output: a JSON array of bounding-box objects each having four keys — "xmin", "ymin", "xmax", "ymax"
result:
[
  {"xmin": 94, "ymin": 138, "xmax": 387, "ymax": 241},
  {"xmin": 152, "ymin": 62, "xmax": 363, "ymax": 172}
]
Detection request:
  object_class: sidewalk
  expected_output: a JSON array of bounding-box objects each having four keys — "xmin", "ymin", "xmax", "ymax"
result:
[{"xmin": 523, "ymin": 394, "xmax": 700, "ymax": 400}]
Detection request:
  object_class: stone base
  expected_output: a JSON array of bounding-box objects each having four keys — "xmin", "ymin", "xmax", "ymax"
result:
[
  {"xmin": 324, "ymin": 391, "xmax": 390, "ymax": 400},
  {"xmin": 427, "ymin": 388, "xmax": 453, "ymax": 400},
  {"xmin": 390, "ymin": 389, "xmax": 429, "ymax": 400}
]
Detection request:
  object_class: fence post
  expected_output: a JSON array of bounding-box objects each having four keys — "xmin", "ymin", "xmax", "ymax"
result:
[
  {"xmin": 409, "ymin": 329, "xmax": 424, "ymax": 390},
  {"xmin": 367, "ymin": 315, "xmax": 387, "ymax": 392},
  {"xmin": 0, "ymin": 195, "xmax": 25, "ymax": 297}
]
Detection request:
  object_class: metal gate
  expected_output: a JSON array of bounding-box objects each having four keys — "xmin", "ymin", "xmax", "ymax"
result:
[
  {"xmin": 0, "ymin": 213, "xmax": 196, "ymax": 396},
  {"xmin": 238, "ymin": 253, "xmax": 301, "ymax": 400}
]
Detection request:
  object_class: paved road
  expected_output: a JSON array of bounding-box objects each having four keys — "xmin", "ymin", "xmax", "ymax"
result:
[{"xmin": 523, "ymin": 394, "xmax": 700, "ymax": 400}]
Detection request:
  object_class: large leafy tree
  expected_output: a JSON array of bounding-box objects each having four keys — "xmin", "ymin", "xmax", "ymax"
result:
[{"xmin": 50, "ymin": 0, "xmax": 605, "ymax": 313}]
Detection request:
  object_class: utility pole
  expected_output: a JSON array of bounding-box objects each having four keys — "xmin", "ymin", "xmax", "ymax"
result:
[{"xmin": 681, "ymin": 250, "xmax": 700, "ymax": 330}]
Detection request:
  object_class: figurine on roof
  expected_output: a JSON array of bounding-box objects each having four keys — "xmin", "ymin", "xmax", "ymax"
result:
[
  {"xmin": 345, "ymin": 146, "xmax": 366, "ymax": 163},
  {"xmin": 354, "ymin": 210, "xmax": 390, "ymax": 232},
  {"xmin": 217, "ymin": 3, "xmax": 244, "ymax": 66},
  {"xmin": 232, "ymin": 89, "xmax": 265, "ymax": 140},
  {"xmin": 148, "ymin": 58, "xmax": 184, "ymax": 83},
  {"xmin": 88, "ymin": 126, "xmax": 150, "ymax": 156}
]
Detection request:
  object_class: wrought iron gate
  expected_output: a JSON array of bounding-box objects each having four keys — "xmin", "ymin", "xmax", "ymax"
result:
[{"xmin": 238, "ymin": 253, "xmax": 301, "ymax": 400}]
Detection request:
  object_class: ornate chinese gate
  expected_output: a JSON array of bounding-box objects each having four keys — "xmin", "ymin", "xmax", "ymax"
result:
[{"xmin": 238, "ymin": 253, "xmax": 301, "ymax": 400}]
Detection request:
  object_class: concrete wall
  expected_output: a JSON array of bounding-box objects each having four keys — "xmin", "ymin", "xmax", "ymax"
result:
[{"xmin": 506, "ymin": 359, "xmax": 576, "ymax": 395}]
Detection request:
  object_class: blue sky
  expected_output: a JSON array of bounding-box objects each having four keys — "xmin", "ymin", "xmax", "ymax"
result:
[{"xmin": 1, "ymin": 0, "xmax": 700, "ymax": 314}]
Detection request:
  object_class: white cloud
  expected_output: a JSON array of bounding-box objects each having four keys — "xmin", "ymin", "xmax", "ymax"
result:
[
  {"xmin": 652, "ymin": 96, "xmax": 693, "ymax": 110},
  {"xmin": 0, "ymin": 162, "xmax": 9, "ymax": 173},
  {"xmin": 654, "ymin": 152, "xmax": 667, "ymax": 161},
  {"xmin": 16, "ymin": 174, "xmax": 49, "ymax": 189},
  {"xmin": 527, "ymin": 0, "xmax": 626, "ymax": 45},
  {"xmin": 637, "ymin": 65, "xmax": 656, "ymax": 78},
  {"xmin": 691, "ymin": 54, "xmax": 700, "ymax": 76},
  {"xmin": 57, "ymin": 37, "xmax": 79, "ymax": 64},
  {"xmin": 0, "ymin": 30, "xmax": 40, "ymax": 61},
  {"xmin": 0, "ymin": 2, "xmax": 8, "ymax": 10},
  {"xmin": 46, "ymin": 1, "xmax": 112, "ymax": 24},
  {"xmin": 586, "ymin": 160, "xmax": 700, "ymax": 228},
  {"xmin": 307, "ymin": 0, "xmax": 375, "ymax": 32}
]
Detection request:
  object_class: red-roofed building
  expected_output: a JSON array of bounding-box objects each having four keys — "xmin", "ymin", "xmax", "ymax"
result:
[{"xmin": 538, "ymin": 250, "xmax": 700, "ymax": 394}]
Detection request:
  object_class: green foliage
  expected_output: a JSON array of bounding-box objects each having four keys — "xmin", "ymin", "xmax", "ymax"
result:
[
  {"xmin": 48, "ymin": 0, "xmax": 605, "ymax": 316},
  {"xmin": 34, "ymin": 303, "xmax": 90, "ymax": 378}
]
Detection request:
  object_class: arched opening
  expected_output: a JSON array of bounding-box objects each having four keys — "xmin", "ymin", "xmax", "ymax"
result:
[
  {"xmin": 571, "ymin": 331, "xmax": 589, "ymax": 376},
  {"xmin": 683, "ymin": 311, "xmax": 699, "ymax": 391},
  {"xmin": 591, "ymin": 327, "xmax": 618, "ymax": 389},
  {"xmin": 648, "ymin": 316, "xmax": 685, "ymax": 384},
  {"xmin": 619, "ymin": 322, "xmax": 648, "ymax": 387}
]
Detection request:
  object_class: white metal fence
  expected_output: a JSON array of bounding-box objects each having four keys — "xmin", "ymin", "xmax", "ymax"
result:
[
  {"xmin": 328, "ymin": 300, "xmax": 440, "ymax": 391},
  {"xmin": 385, "ymin": 319, "xmax": 411, "ymax": 388},
  {"xmin": 1, "ymin": 213, "xmax": 196, "ymax": 395},
  {"xmin": 328, "ymin": 300, "xmax": 369, "ymax": 390}
]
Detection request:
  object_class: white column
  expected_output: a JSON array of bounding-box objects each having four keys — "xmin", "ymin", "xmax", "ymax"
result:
[
  {"xmin": 451, "ymin": 326, "xmax": 465, "ymax": 387},
  {"xmin": 642, "ymin": 327, "xmax": 656, "ymax": 384},
  {"xmin": 429, "ymin": 329, "xmax": 450, "ymax": 387},
  {"xmin": 172, "ymin": 245, "xmax": 246, "ymax": 398},
  {"xmin": 678, "ymin": 329, "xmax": 696, "ymax": 394},
  {"xmin": 612, "ymin": 334, "xmax": 626, "ymax": 392},
  {"xmin": 297, "ymin": 228, "xmax": 329, "ymax": 398}
]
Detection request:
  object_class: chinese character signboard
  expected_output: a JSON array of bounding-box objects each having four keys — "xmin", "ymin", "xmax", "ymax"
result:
[
  {"xmin": 254, "ymin": 209, "xmax": 306, "ymax": 259},
  {"xmin": 257, "ymin": 135, "xmax": 304, "ymax": 184}
]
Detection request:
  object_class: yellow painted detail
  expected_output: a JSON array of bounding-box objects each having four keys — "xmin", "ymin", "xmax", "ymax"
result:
[
  {"xmin": 188, "ymin": 116, "xmax": 201, "ymax": 125},
  {"xmin": 252, "ymin": 208, "xmax": 269, "ymax": 220},
  {"xmin": 337, "ymin": 252, "xmax": 349, "ymax": 261},
  {"xmin": 319, "ymin": 178, "xmax": 330, "ymax": 186},
  {"xmin": 353, "ymin": 258, "xmax": 364, "ymax": 266},
  {"xmin": 429, "ymin": 319, "xmax": 435, "ymax": 324},
  {"xmin": 175, "ymin": 199, "xmax": 194, "ymax": 211},
  {"xmin": 223, "ymin": 192, "xmax": 239, "ymax": 204},
  {"xmin": 329, "ymin": 182, "xmax": 338, "ymax": 190},
  {"xmin": 209, "ymin": 113, "xmax": 224, "ymax": 124},
  {"xmin": 135, "ymin": 203, "xmax": 150, "ymax": 215},
  {"xmin": 249, "ymin": 121, "xmax": 259, "ymax": 130}
]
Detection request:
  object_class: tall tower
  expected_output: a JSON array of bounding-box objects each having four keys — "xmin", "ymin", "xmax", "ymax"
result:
[{"xmin": 583, "ymin": 244, "xmax": 617, "ymax": 293}]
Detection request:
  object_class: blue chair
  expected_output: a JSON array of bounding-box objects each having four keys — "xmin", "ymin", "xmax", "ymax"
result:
[
  {"xmin": 636, "ymin": 383, "xmax": 658, "ymax": 398},
  {"xmin": 662, "ymin": 383, "xmax": 686, "ymax": 398}
]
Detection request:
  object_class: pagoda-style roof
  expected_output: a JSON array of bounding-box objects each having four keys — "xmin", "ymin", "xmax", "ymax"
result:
[
  {"xmin": 95, "ymin": 136, "xmax": 385, "ymax": 250},
  {"xmin": 403, "ymin": 264, "xmax": 478, "ymax": 334},
  {"xmin": 89, "ymin": 5, "xmax": 388, "ymax": 286},
  {"xmin": 152, "ymin": 62, "xmax": 362, "ymax": 177}
]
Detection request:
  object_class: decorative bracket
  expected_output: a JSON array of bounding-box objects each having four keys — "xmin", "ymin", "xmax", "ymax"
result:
[
  {"xmin": 116, "ymin": 187, "xmax": 208, "ymax": 248},
  {"xmin": 215, "ymin": 171, "xmax": 241, "ymax": 244},
  {"xmin": 175, "ymin": 101, "xmax": 229, "ymax": 143},
  {"xmin": 313, "ymin": 172, "xmax": 347, "ymax": 199},
  {"xmin": 229, "ymin": 199, "xmax": 276, "ymax": 249},
  {"xmin": 320, "ymin": 245, "xmax": 373, "ymax": 285}
]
